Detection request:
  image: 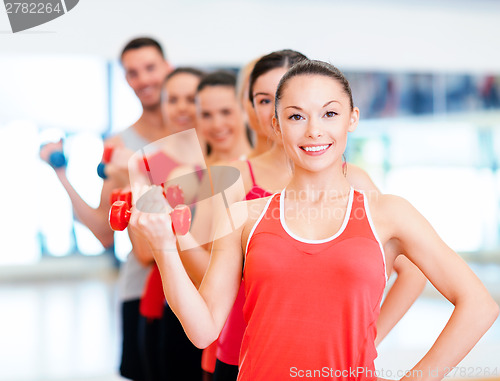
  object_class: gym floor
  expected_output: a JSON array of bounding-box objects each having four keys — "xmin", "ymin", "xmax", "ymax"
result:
[{"xmin": 1, "ymin": 260, "xmax": 499, "ymax": 381}]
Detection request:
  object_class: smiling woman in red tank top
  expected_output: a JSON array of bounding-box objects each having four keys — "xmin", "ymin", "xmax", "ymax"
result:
[
  {"xmin": 209, "ymin": 51, "xmax": 425, "ymax": 381},
  {"xmin": 130, "ymin": 60, "xmax": 498, "ymax": 381}
]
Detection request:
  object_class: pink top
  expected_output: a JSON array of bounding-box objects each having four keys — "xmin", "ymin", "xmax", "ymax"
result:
[
  {"xmin": 237, "ymin": 189, "xmax": 386, "ymax": 380},
  {"xmin": 216, "ymin": 160, "xmax": 272, "ymax": 365},
  {"xmin": 244, "ymin": 160, "xmax": 274, "ymax": 200}
]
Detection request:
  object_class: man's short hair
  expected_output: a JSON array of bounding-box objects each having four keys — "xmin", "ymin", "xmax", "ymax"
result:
[{"xmin": 120, "ymin": 37, "xmax": 165, "ymax": 61}]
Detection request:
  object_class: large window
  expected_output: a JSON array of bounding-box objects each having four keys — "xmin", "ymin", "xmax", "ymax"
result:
[
  {"xmin": 347, "ymin": 116, "xmax": 500, "ymax": 254},
  {"xmin": 0, "ymin": 55, "xmax": 498, "ymax": 265},
  {"xmin": 0, "ymin": 56, "xmax": 139, "ymax": 265}
]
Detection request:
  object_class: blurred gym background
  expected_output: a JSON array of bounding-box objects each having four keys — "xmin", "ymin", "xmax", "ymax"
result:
[{"xmin": 1, "ymin": 0, "xmax": 499, "ymax": 380}]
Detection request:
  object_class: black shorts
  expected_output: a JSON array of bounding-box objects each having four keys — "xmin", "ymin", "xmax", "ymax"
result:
[
  {"xmin": 120, "ymin": 299, "xmax": 146, "ymax": 380},
  {"xmin": 213, "ymin": 359, "xmax": 239, "ymax": 381},
  {"xmin": 160, "ymin": 304, "xmax": 203, "ymax": 379},
  {"xmin": 138, "ymin": 314, "xmax": 163, "ymax": 381},
  {"xmin": 136, "ymin": 303, "xmax": 203, "ymax": 380}
]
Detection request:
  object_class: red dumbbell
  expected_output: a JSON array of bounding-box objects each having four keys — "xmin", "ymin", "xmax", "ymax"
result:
[
  {"xmin": 108, "ymin": 201, "xmax": 133, "ymax": 231},
  {"xmin": 109, "ymin": 185, "xmax": 191, "ymax": 235},
  {"xmin": 110, "ymin": 188, "xmax": 132, "ymax": 207}
]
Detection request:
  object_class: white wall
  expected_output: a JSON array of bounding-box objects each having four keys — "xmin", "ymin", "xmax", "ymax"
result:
[{"xmin": 1, "ymin": 0, "xmax": 500, "ymax": 72}]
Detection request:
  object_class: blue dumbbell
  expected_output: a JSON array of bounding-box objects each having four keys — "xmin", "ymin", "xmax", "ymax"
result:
[
  {"xmin": 48, "ymin": 151, "xmax": 67, "ymax": 169},
  {"xmin": 97, "ymin": 162, "xmax": 107, "ymax": 179}
]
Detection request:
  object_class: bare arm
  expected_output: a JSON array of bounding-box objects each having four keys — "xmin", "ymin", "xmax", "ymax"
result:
[
  {"xmin": 162, "ymin": 165, "xmax": 217, "ymax": 286},
  {"xmin": 375, "ymin": 195, "xmax": 499, "ymax": 381},
  {"xmin": 40, "ymin": 138, "xmax": 129, "ymax": 248},
  {"xmin": 58, "ymin": 170, "xmax": 121, "ymax": 247},
  {"xmin": 170, "ymin": 161, "xmax": 250, "ymax": 287},
  {"xmin": 346, "ymin": 163, "xmax": 427, "ymax": 347},
  {"xmin": 130, "ymin": 188, "xmax": 250, "ymax": 348},
  {"xmin": 375, "ymin": 252, "xmax": 426, "ymax": 347}
]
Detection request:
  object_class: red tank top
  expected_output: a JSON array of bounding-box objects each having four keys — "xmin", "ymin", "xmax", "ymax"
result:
[
  {"xmin": 216, "ymin": 160, "xmax": 273, "ymax": 365},
  {"xmin": 238, "ymin": 189, "xmax": 386, "ymax": 381}
]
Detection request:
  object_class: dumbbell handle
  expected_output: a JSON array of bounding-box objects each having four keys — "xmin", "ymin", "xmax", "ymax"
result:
[
  {"xmin": 97, "ymin": 145, "xmax": 115, "ymax": 179},
  {"xmin": 102, "ymin": 145, "xmax": 114, "ymax": 163},
  {"xmin": 49, "ymin": 151, "xmax": 67, "ymax": 169},
  {"xmin": 110, "ymin": 189, "xmax": 132, "ymax": 207}
]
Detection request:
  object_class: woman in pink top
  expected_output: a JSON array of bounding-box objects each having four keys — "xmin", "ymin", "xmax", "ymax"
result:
[
  {"xmin": 167, "ymin": 70, "xmax": 253, "ymax": 379},
  {"xmin": 131, "ymin": 59, "xmax": 498, "ymax": 380}
]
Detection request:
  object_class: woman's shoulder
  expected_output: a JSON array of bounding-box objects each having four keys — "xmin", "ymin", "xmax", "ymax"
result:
[
  {"xmin": 230, "ymin": 195, "xmax": 275, "ymax": 224},
  {"xmin": 364, "ymin": 192, "xmax": 423, "ymax": 241},
  {"xmin": 235, "ymin": 195, "xmax": 276, "ymax": 250},
  {"xmin": 224, "ymin": 195, "xmax": 275, "ymax": 236},
  {"xmin": 346, "ymin": 163, "xmax": 380, "ymax": 193},
  {"xmin": 364, "ymin": 191, "xmax": 413, "ymax": 216},
  {"xmin": 229, "ymin": 158, "xmax": 252, "ymax": 178},
  {"xmin": 225, "ymin": 159, "xmax": 259, "ymax": 198},
  {"xmin": 213, "ymin": 158, "xmax": 251, "ymax": 181},
  {"xmin": 103, "ymin": 134, "xmax": 123, "ymax": 146},
  {"xmin": 246, "ymin": 194, "xmax": 275, "ymax": 216},
  {"xmin": 367, "ymin": 192, "xmax": 412, "ymax": 210}
]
